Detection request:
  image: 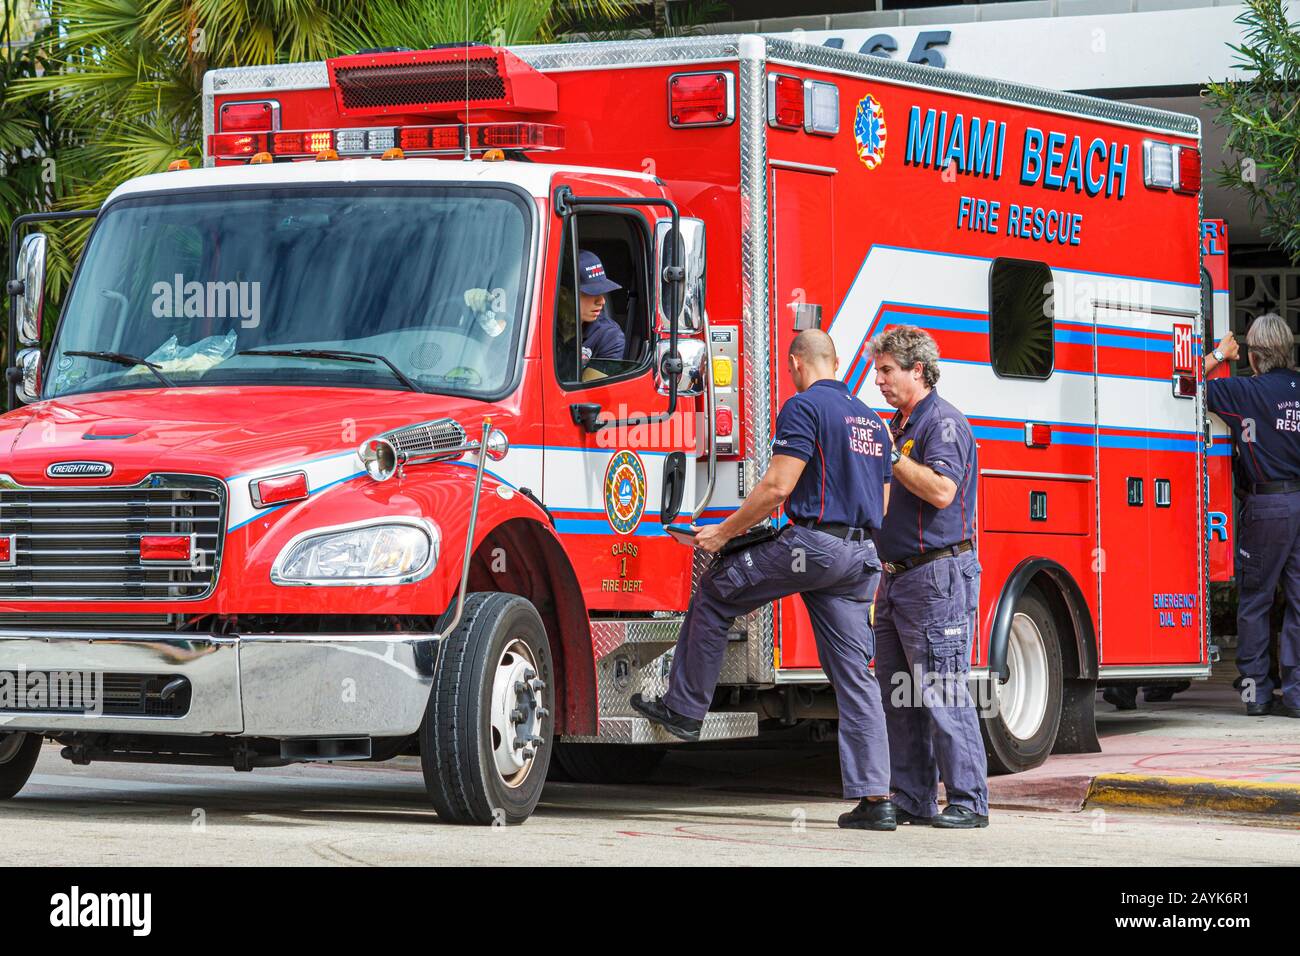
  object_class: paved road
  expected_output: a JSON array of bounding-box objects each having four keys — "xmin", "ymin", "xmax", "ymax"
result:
[{"xmin": 3, "ymin": 744, "xmax": 1298, "ymax": 866}]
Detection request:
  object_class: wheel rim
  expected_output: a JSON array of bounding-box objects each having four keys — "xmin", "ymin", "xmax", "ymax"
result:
[
  {"xmin": 489, "ymin": 637, "xmax": 547, "ymax": 788},
  {"xmin": 0, "ymin": 733, "xmax": 25, "ymax": 765},
  {"xmin": 994, "ymin": 612, "xmax": 1049, "ymax": 741}
]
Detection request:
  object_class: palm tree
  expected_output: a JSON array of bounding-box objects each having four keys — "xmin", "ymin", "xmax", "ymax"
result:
[{"xmin": 7, "ymin": 0, "xmax": 634, "ymax": 294}]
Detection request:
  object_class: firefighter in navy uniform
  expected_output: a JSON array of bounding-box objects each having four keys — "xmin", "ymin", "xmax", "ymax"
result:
[
  {"xmin": 1205, "ymin": 313, "xmax": 1300, "ymax": 718},
  {"xmin": 632, "ymin": 329, "xmax": 898, "ymax": 830},
  {"xmin": 871, "ymin": 325, "xmax": 989, "ymax": 829}
]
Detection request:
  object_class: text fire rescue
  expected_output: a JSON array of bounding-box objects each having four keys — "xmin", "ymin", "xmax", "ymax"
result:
[{"xmin": 903, "ymin": 105, "xmax": 1130, "ymax": 248}]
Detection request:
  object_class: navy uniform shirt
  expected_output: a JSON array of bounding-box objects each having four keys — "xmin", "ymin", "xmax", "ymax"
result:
[
  {"xmin": 1207, "ymin": 367, "xmax": 1300, "ymax": 486},
  {"xmin": 771, "ymin": 378, "xmax": 891, "ymax": 530},
  {"xmin": 877, "ymin": 388, "xmax": 978, "ymax": 563},
  {"xmin": 583, "ymin": 315, "xmax": 625, "ymax": 363}
]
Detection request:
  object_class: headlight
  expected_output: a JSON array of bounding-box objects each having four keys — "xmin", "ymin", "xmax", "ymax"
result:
[{"xmin": 271, "ymin": 519, "xmax": 439, "ymax": 586}]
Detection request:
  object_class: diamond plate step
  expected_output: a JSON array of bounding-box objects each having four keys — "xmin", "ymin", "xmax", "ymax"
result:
[{"xmin": 561, "ymin": 711, "xmax": 758, "ymax": 745}]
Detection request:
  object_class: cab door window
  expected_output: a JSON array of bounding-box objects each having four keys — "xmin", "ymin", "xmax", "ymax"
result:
[{"xmin": 554, "ymin": 211, "xmax": 652, "ymax": 388}]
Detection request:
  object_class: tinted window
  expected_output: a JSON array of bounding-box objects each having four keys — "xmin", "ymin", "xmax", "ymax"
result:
[{"xmin": 990, "ymin": 257, "xmax": 1054, "ymax": 379}]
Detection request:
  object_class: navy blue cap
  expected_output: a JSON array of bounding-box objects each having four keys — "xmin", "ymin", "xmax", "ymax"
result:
[{"xmin": 578, "ymin": 250, "xmax": 621, "ymax": 295}]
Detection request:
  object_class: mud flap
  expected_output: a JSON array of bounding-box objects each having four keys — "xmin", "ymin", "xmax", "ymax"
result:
[{"xmin": 1052, "ymin": 677, "xmax": 1101, "ymax": 754}]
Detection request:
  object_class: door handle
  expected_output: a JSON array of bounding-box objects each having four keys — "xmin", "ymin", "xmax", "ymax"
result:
[{"xmin": 570, "ymin": 403, "xmax": 605, "ymax": 433}]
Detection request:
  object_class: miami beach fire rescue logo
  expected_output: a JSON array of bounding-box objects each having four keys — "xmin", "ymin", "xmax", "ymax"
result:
[
  {"xmin": 853, "ymin": 93, "xmax": 887, "ymax": 170},
  {"xmin": 604, "ymin": 450, "xmax": 647, "ymax": 535}
]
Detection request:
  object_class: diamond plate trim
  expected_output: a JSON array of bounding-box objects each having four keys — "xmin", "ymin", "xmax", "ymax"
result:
[
  {"xmin": 202, "ymin": 62, "xmax": 331, "ymax": 167},
  {"xmin": 562, "ymin": 711, "xmax": 757, "ymax": 745},
  {"xmin": 763, "ymin": 37, "xmax": 1198, "ymax": 137},
  {"xmin": 590, "ymin": 618, "xmax": 683, "ymax": 661},
  {"xmin": 738, "ymin": 37, "xmax": 776, "ymax": 686},
  {"xmin": 512, "ymin": 38, "xmax": 740, "ymax": 71}
]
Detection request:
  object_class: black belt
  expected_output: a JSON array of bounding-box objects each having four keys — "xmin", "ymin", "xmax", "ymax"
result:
[
  {"xmin": 882, "ymin": 539, "xmax": 974, "ymax": 575},
  {"xmin": 793, "ymin": 519, "xmax": 870, "ymax": 543},
  {"xmin": 1252, "ymin": 479, "xmax": 1300, "ymax": 496}
]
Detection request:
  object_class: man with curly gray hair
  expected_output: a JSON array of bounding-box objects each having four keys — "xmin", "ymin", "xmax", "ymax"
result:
[
  {"xmin": 1205, "ymin": 313, "xmax": 1300, "ymax": 718},
  {"xmin": 869, "ymin": 324, "xmax": 988, "ymax": 828}
]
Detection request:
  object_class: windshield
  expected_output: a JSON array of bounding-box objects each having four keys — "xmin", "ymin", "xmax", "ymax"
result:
[{"xmin": 46, "ymin": 185, "xmax": 531, "ymax": 399}]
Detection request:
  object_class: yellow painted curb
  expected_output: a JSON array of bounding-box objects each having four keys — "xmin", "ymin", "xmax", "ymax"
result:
[{"xmin": 1086, "ymin": 774, "xmax": 1300, "ymax": 816}]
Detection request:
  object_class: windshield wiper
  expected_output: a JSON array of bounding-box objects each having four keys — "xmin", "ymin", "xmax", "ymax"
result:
[
  {"xmin": 236, "ymin": 348, "xmax": 423, "ymax": 392},
  {"xmin": 65, "ymin": 351, "xmax": 177, "ymax": 389}
]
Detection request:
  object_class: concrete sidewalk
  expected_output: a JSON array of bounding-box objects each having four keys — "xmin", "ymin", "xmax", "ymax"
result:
[{"xmin": 992, "ymin": 669, "xmax": 1300, "ymax": 818}]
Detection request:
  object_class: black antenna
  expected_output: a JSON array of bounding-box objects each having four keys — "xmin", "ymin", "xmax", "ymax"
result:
[{"xmin": 463, "ymin": 0, "xmax": 471, "ymax": 161}]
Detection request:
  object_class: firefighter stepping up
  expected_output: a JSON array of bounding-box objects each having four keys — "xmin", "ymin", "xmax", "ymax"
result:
[
  {"xmin": 872, "ymin": 326, "xmax": 989, "ymax": 829},
  {"xmin": 632, "ymin": 330, "xmax": 898, "ymax": 830},
  {"xmin": 1205, "ymin": 313, "xmax": 1300, "ymax": 718}
]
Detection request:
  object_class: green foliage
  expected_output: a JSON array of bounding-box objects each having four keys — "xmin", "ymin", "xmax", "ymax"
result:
[
  {"xmin": 1205, "ymin": 0, "xmax": 1300, "ymax": 265},
  {"xmin": 0, "ymin": 0, "xmax": 636, "ymax": 375}
]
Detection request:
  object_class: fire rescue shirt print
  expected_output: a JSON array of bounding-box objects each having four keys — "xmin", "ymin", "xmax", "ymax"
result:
[
  {"xmin": 604, "ymin": 450, "xmax": 647, "ymax": 535},
  {"xmin": 878, "ymin": 389, "xmax": 978, "ymax": 563},
  {"xmin": 1207, "ymin": 368, "xmax": 1300, "ymax": 485},
  {"xmin": 584, "ymin": 315, "xmax": 625, "ymax": 363},
  {"xmin": 770, "ymin": 379, "xmax": 891, "ymax": 529}
]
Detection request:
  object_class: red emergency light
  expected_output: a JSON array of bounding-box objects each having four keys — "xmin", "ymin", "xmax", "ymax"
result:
[
  {"xmin": 0, "ymin": 534, "xmax": 12, "ymax": 566},
  {"xmin": 209, "ymin": 132, "xmax": 267, "ymax": 158},
  {"xmin": 326, "ymin": 46, "xmax": 557, "ymax": 119},
  {"xmin": 1175, "ymin": 147, "xmax": 1201, "ymax": 195},
  {"xmin": 768, "ymin": 74, "xmax": 804, "ymax": 130},
  {"xmin": 251, "ymin": 471, "xmax": 309, "ymax": 508},
  {"xmin": 669, "ymin": 71, "xmax": 735, "ymax": 127},
  {"xmin": 140, "ymin": 535, "xmax": 193, "ymax": 564},
  {"xmin": 1024, "ymin": 423, "xmax": 1053, "ymax": 448},
  {"xmin": 220, "ymin": 101, "xmax": 278, "ymax": 132}
]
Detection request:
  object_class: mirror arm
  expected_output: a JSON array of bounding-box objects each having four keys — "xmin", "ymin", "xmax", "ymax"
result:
[
  {"xmin": 6, "ymin": 208, "xmax": 98, "ymax": 412},
  {"xmin": 552, "ymin": 186, "xmax": 683, "ymax": 431}
]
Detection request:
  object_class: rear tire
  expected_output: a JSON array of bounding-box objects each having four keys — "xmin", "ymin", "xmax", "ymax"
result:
[
  {"xmin": 981, "ymin": 585, "xmax": 1063, "ymax": 774},
  {"xmin": 554, "ymin": 743, "xmax": 666, "ymax": 784},
  {"xmin": 422, "ymin": 592, "xmax": 555, "ymax": 825},
  {"xmin": 0, "ymin": 733, "xmax": 42, "ymax": 799}
]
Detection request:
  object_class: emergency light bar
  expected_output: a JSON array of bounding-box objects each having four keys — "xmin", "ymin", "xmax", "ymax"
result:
[{"xmin": 209, "ymin": 122, "xmax": 563, "ymax": 161}]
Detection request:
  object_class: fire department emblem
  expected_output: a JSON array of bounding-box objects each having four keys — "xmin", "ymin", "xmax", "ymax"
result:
[
  {"xmin": 853, "ymin": 93, "xmax": 887, "ymax": 170},
  {"xmin": 603, "ymin": 450, "xmax": 647, "ymax": 536}
]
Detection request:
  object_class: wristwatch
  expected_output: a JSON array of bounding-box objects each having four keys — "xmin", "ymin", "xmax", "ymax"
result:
[
  {"xmin": 1212, "ymin": 348, "xmax": 1225, "ymax": 363},
  {"xmin": 891, "ymin": 448, "xmax": 901, "ymax": 465}
]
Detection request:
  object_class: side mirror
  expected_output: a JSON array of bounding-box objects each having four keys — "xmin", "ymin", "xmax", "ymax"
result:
[
  {"xmin": 655, "ymin": 217, "xmax": 705, "ymax": 334},
  {"xmin": 11, "ymin": 233, "xmax": 48, "ymax": 346},
  {"xmin": 14, "ymin": 348, "xmax": 41, "ymax": 404},
  {"xmin": 654, "ymin": 337, "xmax": 708, "ymax": 398}
]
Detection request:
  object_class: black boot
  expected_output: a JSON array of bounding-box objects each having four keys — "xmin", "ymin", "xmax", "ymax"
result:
[
  {"xmin": 931, "ymin": 805, "xmax": 990, "ymax": 829},
  {"xmin": 629, "ymin": 693, "xmax": 702, "ymax": 741},
  {"xmin": 837, "ymin": 798, "xmax": 897, "ymax": 831}
]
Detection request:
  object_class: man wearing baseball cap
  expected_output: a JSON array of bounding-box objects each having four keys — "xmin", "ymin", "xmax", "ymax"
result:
[{"xmin": 572, "ymin": 250, "xmax": 625, "ymax": 365}]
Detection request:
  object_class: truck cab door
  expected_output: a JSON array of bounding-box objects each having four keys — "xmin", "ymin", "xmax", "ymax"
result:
[{"xmin": 539, "ymin": 175, "xmax": 703, "ymax": 613}]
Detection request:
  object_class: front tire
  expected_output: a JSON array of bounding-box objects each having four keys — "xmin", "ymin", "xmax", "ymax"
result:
[
  {"xmin": 422, "ymin": 592, "xmax": 555, "ymax": 825},
  {"xmin": 0, "ymin": 733, "xmax": 42, "ymax": 799},
  {"xmin": 981, "ymin": 585, "xmax": 1063, "ymax": 774}
]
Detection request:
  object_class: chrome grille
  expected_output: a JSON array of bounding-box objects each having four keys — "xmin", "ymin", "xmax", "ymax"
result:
[
  {"xmin": 0, "ymin": 474, "xmax": 226, "ymax": 601},
  {"xmin": 387, "ymin": 418, "xmax": 468, "ymax": 457}
]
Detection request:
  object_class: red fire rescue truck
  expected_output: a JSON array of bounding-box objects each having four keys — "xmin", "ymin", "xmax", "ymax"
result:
[{"xmin": 0, "ymin": 35, "xmax": 1224, "ymax": 824}]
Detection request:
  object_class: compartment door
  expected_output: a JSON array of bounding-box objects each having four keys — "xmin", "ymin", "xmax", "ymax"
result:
[{"xmin": 769, "ymin": 166, "xmax": 836, "ymax": 671}]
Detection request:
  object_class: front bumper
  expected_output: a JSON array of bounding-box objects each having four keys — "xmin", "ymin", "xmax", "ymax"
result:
[{"xmin": 0, "ymin": 629, "xmax": 438, "ymax": 738}]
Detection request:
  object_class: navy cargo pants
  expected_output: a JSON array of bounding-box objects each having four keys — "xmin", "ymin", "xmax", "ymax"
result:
[
  {"xmin": 1236, "ymin": 491, "xmax": 1300, "ymax": 709},
  {"xmin": 874, "ymin": 549, "xmax": 989, "ymax": 817},
  {"xmin": 664, "ymin": 524, "xmax": 891, "ymax": 798}
]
